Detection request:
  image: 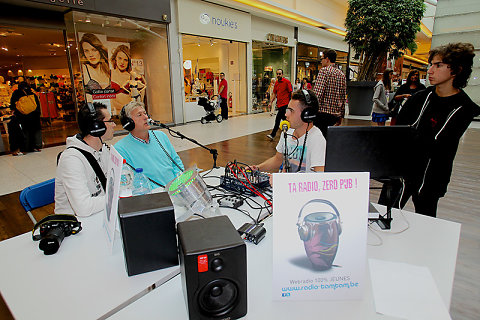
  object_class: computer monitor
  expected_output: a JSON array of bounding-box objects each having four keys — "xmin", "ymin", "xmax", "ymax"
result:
[
  {"xmin": 324, "ymin": 125, "xmax": 417, "ymax": 229},
  {"xmin": 324, "ymin": 126, "xmax": 417, "ymax": 180}
]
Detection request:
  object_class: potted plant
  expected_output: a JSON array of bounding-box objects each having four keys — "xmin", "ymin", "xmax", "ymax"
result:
[{"xmin": 344, "ymin": 0, "xmax": 425, "ymax": 115}]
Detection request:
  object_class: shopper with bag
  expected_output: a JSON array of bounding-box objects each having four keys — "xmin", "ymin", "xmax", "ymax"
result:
[{"xmin": 9, "ymin": 79, "xmax": 42, "ymax": 155}]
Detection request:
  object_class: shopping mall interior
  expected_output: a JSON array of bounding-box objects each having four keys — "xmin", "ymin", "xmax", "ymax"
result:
[{"xmin": 0, "ymin": 0, "xmax": 479, "ymax": 319}]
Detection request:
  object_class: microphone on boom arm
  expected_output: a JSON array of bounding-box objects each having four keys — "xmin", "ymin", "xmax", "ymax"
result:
[
  {"xmin": 148, "ymin": 118, "xmax": 168, "ymax": 129},
  {"xmin": 279, "ymin": 120, "xmax": 291, "ymax": 172}
]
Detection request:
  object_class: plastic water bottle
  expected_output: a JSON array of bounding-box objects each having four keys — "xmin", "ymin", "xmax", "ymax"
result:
[
  {"xmin": 132, "ymin": 168, "xmax": 151, "ymax": 196},
  {"xmin": 119, "ymin": 159, "xmax": 134, "ymax": 198}
]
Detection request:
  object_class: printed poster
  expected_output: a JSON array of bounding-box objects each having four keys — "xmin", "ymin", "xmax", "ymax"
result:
[
  {"xmin": 272, "ymin": 172, "xmax": 369, "ymax": 300},
  {"xmin": 104, "ymin": 146, "xmax": 123, "ymax": 252}
]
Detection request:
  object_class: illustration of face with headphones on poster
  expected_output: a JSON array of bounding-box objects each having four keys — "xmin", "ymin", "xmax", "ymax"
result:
[
  {"xmin": 283, "ymin": 89, "xmax": 318, "ymax": 172},
  {"xmin": 296, "ymin": 199, "xmax": 342, "ymax": 270}
]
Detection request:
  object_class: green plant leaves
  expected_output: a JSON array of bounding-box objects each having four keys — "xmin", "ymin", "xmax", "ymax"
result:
[{"xmin": 345, "ymin": 0, "xmax": 425, "ymax": 80}]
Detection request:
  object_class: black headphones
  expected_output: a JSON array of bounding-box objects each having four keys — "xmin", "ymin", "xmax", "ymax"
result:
[
  {"xmin": 296, "ymin": 199, "xmax": 342, "ymax": 241},
  {"xmin": 120, "ymin": 105, "xmax": 135, "ymax": 131},
  {"xmin": 86, "ymin": 102, "xmax": 106, "ymax": 137},
  {"xmin": 300, "ymin": 89, "xmax": 317, "ymax": 123}
]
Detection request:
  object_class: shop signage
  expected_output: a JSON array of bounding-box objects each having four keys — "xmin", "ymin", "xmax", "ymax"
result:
[
  {"xmin": 29, "ymin": 0, "xmax": 94, "ymax": 10},
  {"xmin": 199, "ymin": 13, "xmax": 238, "ymax": 30},
  {"xmin": 27, "ymin": 0, "xmax": 171, "ymax": 23},
  {"xmin": 178, "ymin": 0, "xmax": 251, "ymax": 43},
  {"xmin": 267, "ymin": 33, "xmax": 288, "ymax": 44}
]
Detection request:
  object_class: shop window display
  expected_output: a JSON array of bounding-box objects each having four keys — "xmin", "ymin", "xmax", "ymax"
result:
[
  {"xmin": 182, "ymin": 35, "xmax": 247, "ymax": 121},
  {"xmin": 252, "ymin": 41, "xmax": 292, "ymax": 112},
  {"xmin": 67, "ymin": 12, "xmax": 172, "ymax": 123},
  {"xmin": 296, "ymin": 43, "xmax": 348, "ymax": 87}
]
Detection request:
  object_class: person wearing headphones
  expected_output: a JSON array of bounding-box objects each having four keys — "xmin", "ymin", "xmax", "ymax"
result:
[
  {"xmin": 55, "ymin": 102, "xmax": 116, "ymax": 217},
  {"xmin": 253, "ymin": 89, "xmax": 326, "ymax": 173},
  {"xmin": 115, "ymin": 101, "xmax": 184, "ymax": 188}
]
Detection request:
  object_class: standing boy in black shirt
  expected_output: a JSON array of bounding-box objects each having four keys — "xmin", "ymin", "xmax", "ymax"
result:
[{"xmin": 392, "ymin": 43, "xmax": 479, "ymax": 217}]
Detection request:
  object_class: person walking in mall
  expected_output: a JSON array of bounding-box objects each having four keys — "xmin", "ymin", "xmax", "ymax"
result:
[
  {"xmin": 371, "ymin": 69, "xmax": 393, "ymax": 126},
  {"xmin": 381, "ymin": 42, "xmax": 480, "ymax": 217},
  {"xmin": 267, "ymin": 69, "xmax": 292, "ymax": 140},
  {"xmin": 9, "ymin": 78, "xmax": 42, "ymax": 155},
  {"xmin": 218, "ymin": 72, "xmax": 228, "ymax": 120},
  {"xmin": 302, "ymin": 77, "xmax": 312, "ymax": 90},
  {"xmin": 312, "ymin": 49, "xmax": 346, "ymax": 138},
  {"xmin": 389, "ymin": 70, "xmax": 426, "ymax": 125}
]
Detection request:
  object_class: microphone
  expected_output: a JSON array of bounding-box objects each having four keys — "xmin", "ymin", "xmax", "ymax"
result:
[
  {"xmin": 280, "ymin": 120, "xmax": 290, "ymax": 133},
  {"xmin": 148, "ymin": 118, "xmax": 168, "ymax": 129}
]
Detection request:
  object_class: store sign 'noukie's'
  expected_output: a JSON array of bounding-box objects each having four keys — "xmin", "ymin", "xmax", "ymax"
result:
[
  {"xmin": 267, "ymin": 33, "xmax": 288, "ymax": 44},
  {"xmin": 199, "ymin": 13, "xmax": 238, "ymax": 30}
]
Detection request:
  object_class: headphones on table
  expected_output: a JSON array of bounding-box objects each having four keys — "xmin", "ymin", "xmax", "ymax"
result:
[
  {"xmin": 300, "ymin": 89, "xmax": 318, "ymax": 123},
  {"xmin": 296, "ymin": 199, "xmax": 342, "ymax": 241},
  {"xmin": 120, "ymin": 105, "xmax": 136, "ymax": 131},
  {"xmin": 85, "ymin": 102, "xmax": 106, "ymax": 137}
]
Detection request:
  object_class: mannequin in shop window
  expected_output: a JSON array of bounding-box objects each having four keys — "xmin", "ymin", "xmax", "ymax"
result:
[
  {"xmin": 0, "ymin": 76, "xmax": 11, "ymax": 108},
  {"xmin": 110, "ymin": 44, "xmax": 134, "ymax": 114},
  {"xmin": 122, "ymin": 71, "xmax": 146, "ymax": 103},
  {"xmin": 79, "ymin": 33, "xmax": 111, "ymax": 100}
]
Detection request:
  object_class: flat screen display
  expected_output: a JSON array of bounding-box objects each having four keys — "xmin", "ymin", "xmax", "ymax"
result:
[{"xmin": 324, "ymin": 126, "xmax": 417, "ymax": 180}]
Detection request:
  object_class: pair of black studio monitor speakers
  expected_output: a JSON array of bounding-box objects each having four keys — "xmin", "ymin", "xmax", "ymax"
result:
[{"xmin": 118, "ymin": 192, "xmax": 247, "ymax": 319}]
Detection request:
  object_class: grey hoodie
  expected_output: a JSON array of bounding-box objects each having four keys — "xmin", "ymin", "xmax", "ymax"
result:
[{"xmin": 372, "ymin": 80, "xmax": 389, "ymax": 114}]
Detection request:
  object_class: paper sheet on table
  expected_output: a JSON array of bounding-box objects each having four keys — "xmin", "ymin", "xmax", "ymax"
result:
[{"xmin": 369, "ymin": 259, "xmax": 451, "ymax": 320}]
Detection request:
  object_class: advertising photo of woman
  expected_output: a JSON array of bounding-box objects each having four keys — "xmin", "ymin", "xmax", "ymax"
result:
[
  {"xmin": 110, "ymin": 44, "xmax": 133, "ymax": 113},
  {"xmin": 79, "ymin": 33, "xmax": 111, "ymax": 100}
]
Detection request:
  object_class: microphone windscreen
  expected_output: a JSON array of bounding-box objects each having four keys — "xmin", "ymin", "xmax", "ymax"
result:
[{"xmin": 280, "ymin": 120, "xmax": 290, "ymax": 130}]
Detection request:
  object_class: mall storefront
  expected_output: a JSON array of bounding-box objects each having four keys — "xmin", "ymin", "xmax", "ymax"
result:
[
  {"xmin": 0, "ymin": 0, "xmax": 173, "ymax": 151},
  {"xmin": 251, "ymin": 16, "xmax": 295, "ymax": 113},
  {"xmin": 177, "ymin": 0, "xmax": 249, "ymax": 122},
  {"xmin": 296, "ymin": 27, "xmax": 348, "ymax": 86}
]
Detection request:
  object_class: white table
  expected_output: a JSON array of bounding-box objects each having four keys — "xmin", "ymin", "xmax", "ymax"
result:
[
  {"xmin": 0, "ymin": 213, "xmax": 179, "ymax": 320},
  {"xmin": 0, "ymin": 179, "xmax": 461, "ymax": 319},
  {"xmin": 110, "ymin": 205, "xmax": 461, "ymax": 319}
]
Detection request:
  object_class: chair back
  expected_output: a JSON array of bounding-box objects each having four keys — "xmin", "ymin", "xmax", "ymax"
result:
[{"xmin": 19, "ymin": 179, "xmax": 55, "ymax": 212}]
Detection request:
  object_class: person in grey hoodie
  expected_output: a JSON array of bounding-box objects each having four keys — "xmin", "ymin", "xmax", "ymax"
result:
[
  {"xmin": 371, "ymin": 69, "xmax": 393, "ymax": 126},
  {"xmin": 55, "ymin": 102, "xmax": 116, "ymax": 217}
]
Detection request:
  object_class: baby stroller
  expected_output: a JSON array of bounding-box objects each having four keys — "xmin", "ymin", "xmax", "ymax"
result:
[{"xmin": 197, "ymin": 95, "xmax": 223, "ymax": 124}]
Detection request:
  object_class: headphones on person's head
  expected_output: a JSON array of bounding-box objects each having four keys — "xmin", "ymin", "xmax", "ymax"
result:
[
  {"xmin": 296, "ymin": 199, "xmax": 342, "ymax": 241},
  {"xmin": 85, "ymin": 102, "xmax": 106, "ymax": 137},
  {"xmin": 300, "ymin": 89, "xmax": 317, "ymax": 123},
  {"xmin": 120, "ymin": 105, "xmax": 135, "ymax": 131}
]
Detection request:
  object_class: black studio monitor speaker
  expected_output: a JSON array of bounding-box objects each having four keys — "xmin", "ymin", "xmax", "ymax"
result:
[
  {"xmin": 177, "ymin": 216, "xmax": 247, "ymax": 320},
  {"xmin": 118, "ymin": 192, "xmax": 179, "ymax": 276}
]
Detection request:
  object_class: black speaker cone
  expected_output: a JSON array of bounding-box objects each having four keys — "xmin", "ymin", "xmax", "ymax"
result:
[{"xmin": 198, "ymin": 279, "xmax": 238, "ymax": 317}]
